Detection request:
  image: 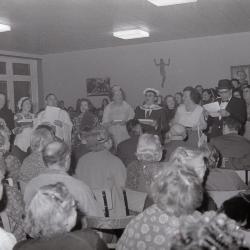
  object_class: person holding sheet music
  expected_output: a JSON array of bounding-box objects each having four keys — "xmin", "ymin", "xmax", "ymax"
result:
[
  {"xmin": 208, "ymin": 79, "xmax": 247, "ymax": 138},
  {"xmin": 135, "ymin": 88, "xmax": 166, "ymax": 138},
  {"xmin": 173, "ymin": 86, "xmax": 207, "ymax": 147},
  {"xmin": 102, "ymin": 85, "xmax": 134, "ymax": 148},
  {"xmin": 12, "ymin": 97, "xmax": 35, "ymax": 162},
  {"xmin": 35, "ymin": 93, "xmax": 73, "ymax": 145}
]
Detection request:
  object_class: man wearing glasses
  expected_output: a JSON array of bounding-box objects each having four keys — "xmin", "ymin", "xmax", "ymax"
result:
[{"xmin": 209, "ymin": 79, "xmax": 247, "ymax": 138}]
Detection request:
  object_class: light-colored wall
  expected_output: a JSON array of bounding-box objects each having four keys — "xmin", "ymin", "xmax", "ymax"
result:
[{"xmin": 42, "ymin": 32, "xmax": 250, "ymax": 108}]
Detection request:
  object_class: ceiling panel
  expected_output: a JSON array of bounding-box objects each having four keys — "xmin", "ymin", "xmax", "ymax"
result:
[{"xmin": 0, "ymin": 0, "xmax": 250, "ymax": 54}]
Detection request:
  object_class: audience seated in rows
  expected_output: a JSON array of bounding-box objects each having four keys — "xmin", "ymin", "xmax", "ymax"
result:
[
  {"xmin": 24, "ymin": 141, "xmax": 102, "ymax": 218},
  {"xmin": 116, "ymin": 118, "xmax": 143, "ymax": 166},
  {"xmin": 75, "ymin": 126, "xmax": 127, "ymax": 217},
  {"xmin": 14, "ymin": 183, "xmax": 108, "ymax": 250},
  {"xmin": 0, "ymin": 77, "xmax": 250, "ymax": 249}
]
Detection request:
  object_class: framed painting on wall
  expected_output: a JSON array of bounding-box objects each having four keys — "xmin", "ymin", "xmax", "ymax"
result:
[
  {"xmin": 231, "ymin": 65, "xmax": 250, "ymax": 86},
  {"xmin": 86, "ymin": 77, "xmax": 110, "ymax": 96}
]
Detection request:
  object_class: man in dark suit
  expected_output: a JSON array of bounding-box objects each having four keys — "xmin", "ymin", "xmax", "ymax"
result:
[
  {"xmin": 210, "ymin": 117, "xmax": 250, "ymax": 159},
  {"xmin": 116, "ymin": 118, "xmax": 142, "ymax": 166},
  {"xmin": 209, "ymin": 79, "xmax": 247, "ymax": 138}
]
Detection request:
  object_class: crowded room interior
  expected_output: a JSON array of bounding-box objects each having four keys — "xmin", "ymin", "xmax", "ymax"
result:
[{"xmin": 1, "ymin": 0, "xmax": 250, "ymax": 249}]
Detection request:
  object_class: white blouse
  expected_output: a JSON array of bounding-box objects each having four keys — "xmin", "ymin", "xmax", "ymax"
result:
[{"xmin": 174, "ymin": 104, "xmax": 207, "ymax": 130}]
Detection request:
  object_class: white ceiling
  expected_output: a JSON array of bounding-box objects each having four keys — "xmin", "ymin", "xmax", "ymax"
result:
[{"xmin": 0, "ymin": 0, "xmax": 250, "ymax": 54}]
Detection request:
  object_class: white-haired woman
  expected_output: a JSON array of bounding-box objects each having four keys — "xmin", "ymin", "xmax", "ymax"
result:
[
  {"xmin": 126, "ymin": 134, "xmax": 163, "ymax": 196},
  {"xmin": 12, "ymin": 97, "xmax": 35, "ymax": 162},
  {"xmin": 102, "ymin": 85, "xmax": 134, "ymax": 147},
  {"xmin": 169, "ymin": 146, "xmax": 217, "ymax": 212},
  {"xmin": 14, "ymin": 182, "xmax": 108, "ymax": 250},
  {"xmin": 117, "ymin": 161, "xmax": 204, "ymax": 250}
]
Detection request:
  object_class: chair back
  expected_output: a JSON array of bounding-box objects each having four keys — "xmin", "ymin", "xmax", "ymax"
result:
[{"xmin": 0, "ymin": 212, "xmax": 11, "ymax": 232}]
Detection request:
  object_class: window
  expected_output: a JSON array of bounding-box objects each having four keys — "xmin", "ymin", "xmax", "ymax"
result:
[
  {"xmin": 12, "ymin": 63, "xmax": 30, "ymax": 76},
  {"xmin": 0, "ymin": 56, "xmax": 38, "ymax": 112}
]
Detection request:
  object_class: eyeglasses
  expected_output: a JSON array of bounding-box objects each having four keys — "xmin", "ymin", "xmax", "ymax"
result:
[{"xmin": 218, "ymin": 90, "xmax": 230, "ymax": 94}]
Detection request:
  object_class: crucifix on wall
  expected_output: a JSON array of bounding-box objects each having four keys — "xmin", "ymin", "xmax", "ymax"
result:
[{"xmin": 154, "ymin": 57, "xmax": 170, "ymax": 88}]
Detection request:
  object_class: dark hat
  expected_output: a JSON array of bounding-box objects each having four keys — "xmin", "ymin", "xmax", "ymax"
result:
[{"xmin": 218, "ymin": 79, "xmax": 233, "ymax": 90}]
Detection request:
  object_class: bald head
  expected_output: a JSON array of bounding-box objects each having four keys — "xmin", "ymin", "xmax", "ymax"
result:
[
  {"xmin": 42, "ymin": 141, "xmax": 70, "ymax": 170},
  {"xmin": 170, "ymin": 124, "xmax": 187, "ymax": 138}
]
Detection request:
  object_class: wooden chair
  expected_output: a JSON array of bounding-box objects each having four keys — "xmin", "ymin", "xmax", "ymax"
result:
[{"xmin": 88, "ymin": 188, "xmax": 146, "ymax": 249}]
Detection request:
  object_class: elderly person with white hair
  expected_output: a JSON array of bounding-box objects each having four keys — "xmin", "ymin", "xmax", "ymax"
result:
[
  {"xmin": 18, "ymin": 125, "xmax": 55, "ymax": 186},
  {"xmin": 24, "ymin": 141, "xmax": 102, "ymax": 218},
  {"xmin": 14, "ymin": 183, "xmax": 108, "ymax": 250},
  {"xmin": 117, "ymin": 161, "xmax": 204, "ymax": 250},
  {"xmin": 169, "ymin": 146, "xmax": 217, "ymax": 212},
  {"xmin": 126, "ymin": 134, "xmax": 163, "ymax": 195}
]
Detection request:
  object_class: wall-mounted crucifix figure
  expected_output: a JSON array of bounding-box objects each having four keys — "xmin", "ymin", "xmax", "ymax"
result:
[{"xmin": 154, "ymin": 57, "xmax": 170, "ymax": 88}]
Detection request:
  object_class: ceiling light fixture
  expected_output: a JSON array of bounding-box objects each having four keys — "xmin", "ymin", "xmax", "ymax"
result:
[
  {"xmin": 147, "ymin": 0, "xmax": 197, "ymax": 7},
  {"xmin": 0, "ymin": 23, "xmax": 11, "ymax": 32},
  {"xmin": 113, "ymin": 29, "xmax": 149, "ymax": 39}
]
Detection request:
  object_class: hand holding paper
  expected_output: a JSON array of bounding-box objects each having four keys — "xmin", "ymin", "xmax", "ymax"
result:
[{"xmin": 203, "ymin": 102, "xmax": 221, "ymax": 117}]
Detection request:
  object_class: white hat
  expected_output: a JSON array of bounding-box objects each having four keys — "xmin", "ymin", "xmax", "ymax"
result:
[
  {"xmin": 17, "ymin": 97, "xmax": 30, "ymax": 111},
  {"xmin": 143, "ymin": 88, "xmax": 159, "ymax": 96}
]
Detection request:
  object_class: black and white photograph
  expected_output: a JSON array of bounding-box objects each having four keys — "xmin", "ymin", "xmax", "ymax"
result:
[{"xmin": 1, "ymin": 1, "xmax": 250, "ymax": 249}]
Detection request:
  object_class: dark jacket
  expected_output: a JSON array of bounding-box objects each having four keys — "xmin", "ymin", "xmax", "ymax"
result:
[
  {"xmin": 0, "ymin": 106, "xmax": 14, "ymax": 130},
  {"xmin": 209, "ymin": 97, "xmax": 247, "ymax": 138},
  {"xmin": 116, "ymin": 136, "xmax": 139, "ymax": 166}
]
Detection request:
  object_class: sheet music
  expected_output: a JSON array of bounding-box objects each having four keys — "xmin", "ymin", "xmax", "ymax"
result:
[
  {"xmin": 35, "ymin": 106, "xmax": 72, "ymax": 144},
  {"xmin": 203, "ymin": 102, "xmax": 221, "ymax": 117}
]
